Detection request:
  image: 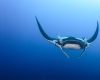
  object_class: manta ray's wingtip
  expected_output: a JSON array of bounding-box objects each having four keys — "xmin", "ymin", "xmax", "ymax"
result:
[
  {"xmin": 35, "ymin": 16, "xmax": 37, "ymax": 18},
  {"xmin": 97, "ymin": 20, "xmax": 99, "ymax": 27},
  {"xmin": 35, "ymin": 16, "xmax": 38, "ymax": 21}
]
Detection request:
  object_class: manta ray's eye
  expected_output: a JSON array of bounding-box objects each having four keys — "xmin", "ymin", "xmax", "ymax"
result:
[{"xmin": 83, "ymin": 42, "xmax": 88, "ymax": 47}]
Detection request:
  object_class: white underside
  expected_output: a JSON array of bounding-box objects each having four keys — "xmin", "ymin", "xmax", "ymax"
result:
[{"xmin": 63, "ymin": 44, "xmax": 81, "ymax": 49}]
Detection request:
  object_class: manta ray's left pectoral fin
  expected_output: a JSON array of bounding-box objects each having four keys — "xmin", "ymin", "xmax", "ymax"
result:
[{"xmin": 35, "ymin": 16, "xmax": 57, "ymax": 41}]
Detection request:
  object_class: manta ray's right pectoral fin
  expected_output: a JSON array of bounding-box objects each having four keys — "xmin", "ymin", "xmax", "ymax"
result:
[
  {"xmin": 35, "ymin": 16, "xmax": 57, "ymax": 42},
  {"xmin": 87, "ymin": 21, "xmax": 99, "ymax": 43}
]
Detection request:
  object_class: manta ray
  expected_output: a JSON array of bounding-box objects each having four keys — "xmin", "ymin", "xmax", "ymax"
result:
[{"xmin": 35, "ymin": 17, "xmax": 99, "ymax": 58}]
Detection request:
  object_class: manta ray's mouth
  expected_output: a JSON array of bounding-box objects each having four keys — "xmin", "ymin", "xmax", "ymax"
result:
[{"xmin": 63, "ymin": 44, "xmax": 81, "ymax": 49}]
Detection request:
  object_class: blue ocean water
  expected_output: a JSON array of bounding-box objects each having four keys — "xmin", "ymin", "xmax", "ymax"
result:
[{"xmin": 0, "ymin": 0, "xmax": 100, "ymax": 80}]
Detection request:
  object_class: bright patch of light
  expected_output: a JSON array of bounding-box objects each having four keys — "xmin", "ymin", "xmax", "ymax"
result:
[{"xmin": 75, "ymin": 0, "xmax": 100, "ymax": 6}]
